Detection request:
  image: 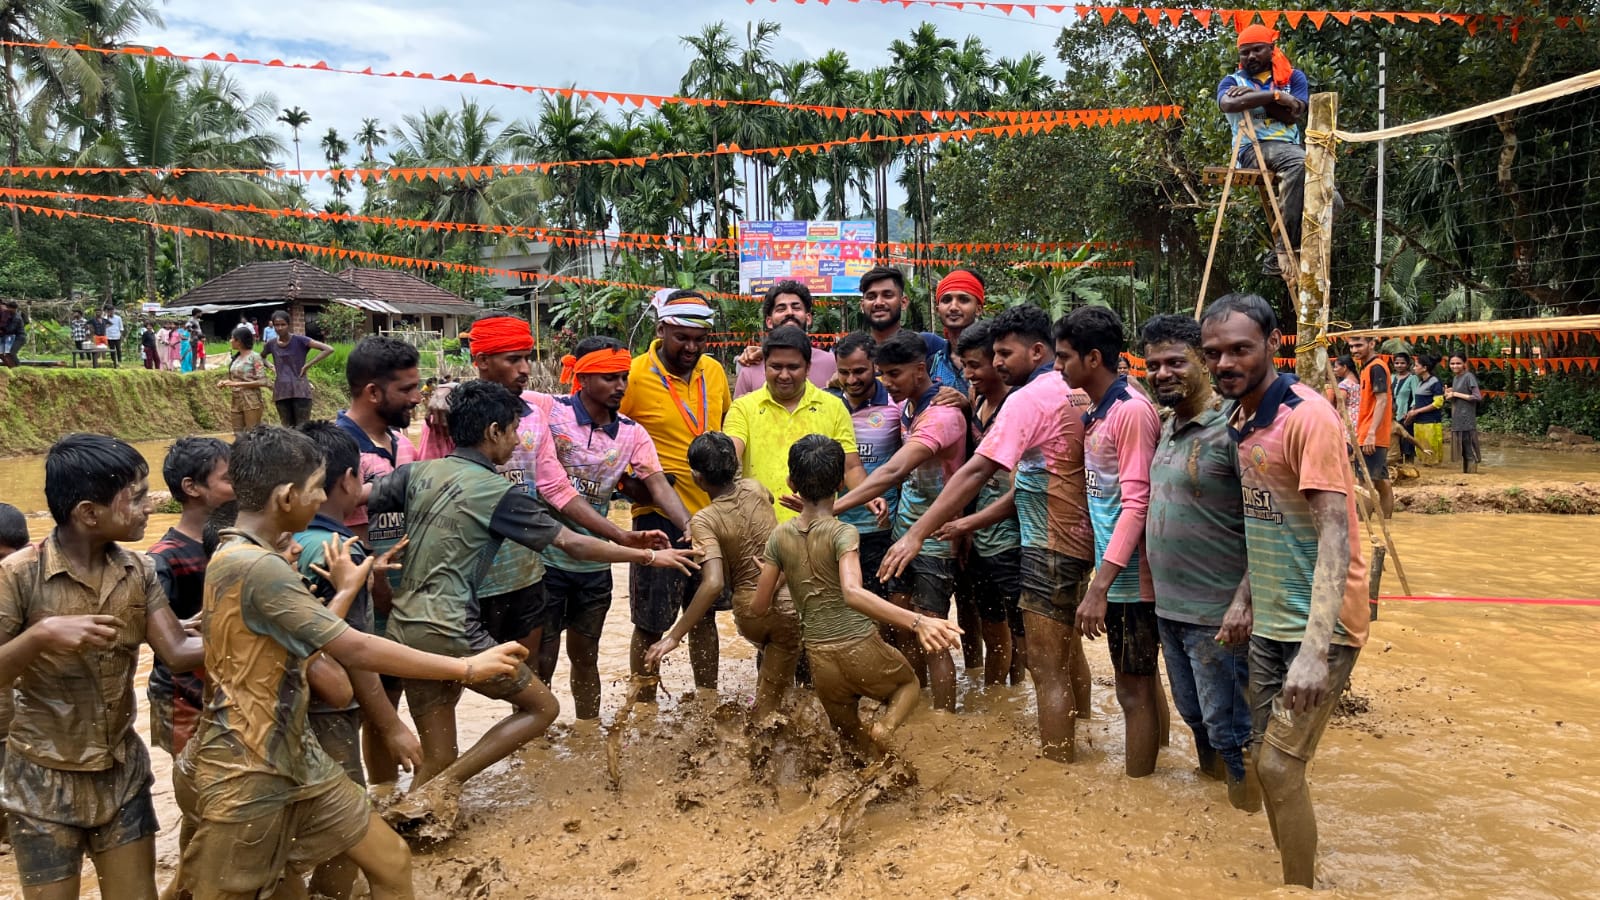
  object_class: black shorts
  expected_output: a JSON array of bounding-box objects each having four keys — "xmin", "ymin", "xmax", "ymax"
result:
[
  {"xmin": 971, "ymin": 548, "xmax": 1024, "ymax": 634},
  {"xmin": 480, "ymin": 580, "xmax": 550, "ymax": 644},
  {"xmin": 543, "ymin": 566, "xmax": 613, "ymax": 641},
  {"xmin": 1105, "ymin": 602, "xmax": 1161, "ymax": 677},
  {"xmin": 1361, "ymin": 445, "xmax": 1389, "ymax": 482},
  {"xmin": 629, "ymin": 512, "xmax": 726, "ymax": 634},
  {"xmin": 1017, "ymin": 547, "xmax": 1092, "ymax": 624},
  {"xmin": 888, "ymin": 554, "xmax": 956, "ymax": 617},
  {"xmin": 309, "ymin": 709, "xmax": 365, "ymax": 786},
  {"xmin": 856, "ymin": 529, "xmax": 894, "ymax": 599}
]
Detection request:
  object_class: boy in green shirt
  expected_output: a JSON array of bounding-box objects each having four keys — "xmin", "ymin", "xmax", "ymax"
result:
[{"xmin": 752, "ymin": 435, "xmax": 961, "ymax": 759}]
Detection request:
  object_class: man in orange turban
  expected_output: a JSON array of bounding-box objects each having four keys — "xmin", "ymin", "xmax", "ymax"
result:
[{"xmin": 1218, "ymin": 25, "xmax": 1333, "ymax": 276}]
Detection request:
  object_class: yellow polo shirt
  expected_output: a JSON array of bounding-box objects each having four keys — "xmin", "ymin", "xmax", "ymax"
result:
[
  {"xmin": 619, "ymin": 341, "xmax": 732, "ymax": 519},
  {"xmin": 723, "ymin": 380, "xmax": 858, "ymax": 522}
]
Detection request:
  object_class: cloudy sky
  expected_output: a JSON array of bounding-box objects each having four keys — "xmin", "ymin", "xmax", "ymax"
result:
[{"xmin": 134, "ymin": 0, "xmax": 1073, "ymax": 172}]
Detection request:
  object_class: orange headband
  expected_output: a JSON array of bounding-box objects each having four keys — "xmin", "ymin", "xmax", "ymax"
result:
[
  {"xmin": 560, "ymin": 347, "xmax": 632, "ymax": 392},
  {"xmin": 1237, "ymin": 25, "xmax": 1293, "ymax": 88},
  {"xmin": 936, "ymin": 270, "xmax": 986, "ymax": 303}
]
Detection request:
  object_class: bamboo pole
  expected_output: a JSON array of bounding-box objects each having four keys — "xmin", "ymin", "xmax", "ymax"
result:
[
  {"xmin": 1194, "ymin": 126, "xmax": 1247, "ymax": 318},
  {"xmin": 1300, "ymin": 92, "xmax": 1411, "ymax": 596},
  {"xmin": 1296, "ymin": 94, "xmax": 1338, "ymax": 390}
]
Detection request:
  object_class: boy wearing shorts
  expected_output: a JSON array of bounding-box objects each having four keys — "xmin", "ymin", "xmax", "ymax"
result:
[
  {"xmin": 646, "ymin": 432, "xmax": 799, "ymax": 718},
  {"xmin": 754, "ymin": 435, "xmax": 961, "ymax": 758}
]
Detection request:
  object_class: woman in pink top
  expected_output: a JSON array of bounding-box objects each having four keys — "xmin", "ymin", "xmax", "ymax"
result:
[{"xmin": 1331, "ymin": 354, "xmax": 1359, "ymax": 438}]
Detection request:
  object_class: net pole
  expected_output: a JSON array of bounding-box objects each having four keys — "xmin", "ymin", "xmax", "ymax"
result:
[{"xmin": 1372, "ymin": 49, "xmax": 1387, "ymax": 326}]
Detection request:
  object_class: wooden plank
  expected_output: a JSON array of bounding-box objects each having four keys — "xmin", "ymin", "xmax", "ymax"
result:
[{"xmin": 1200, "ymin": 165, "xmax": 1269, "ymax": 185}]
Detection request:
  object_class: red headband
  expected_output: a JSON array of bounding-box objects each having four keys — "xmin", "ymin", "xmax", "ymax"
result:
[
  {"xmin": 936, "ymin": 270, "xmax": 986, "ymax": 303},
  {"xmin": 1237, "ymin": 25, "xmax": 1293, "ymax": 88},
  {"xmin": 560, "ymin": 347, "xmax": 632, "ymax": 392},
  {"xmin": 466, "ymin": 316, "xmax": 533, "ymax": 357}
]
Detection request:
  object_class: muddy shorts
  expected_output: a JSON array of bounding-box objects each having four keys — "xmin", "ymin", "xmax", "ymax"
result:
[
  {"xmin": 970, "ymin": 548, "xmax": 1024, "ymax": 634},
  {"xmin": 629, "ymin": 512, "xmax": 726, "ymax": 634},
  {"xmin": 887, "ymin": 554, "xmax": 956, "ymax": 617},
  {"xmin": 855, "ymin": 529, "xmax": 895, "ymax": 599},
  {"xmin": 310, "ymin": 710, "xmax": 365, "ymax": 787},
  {"xmin": 1017, "ymin": 547, "xmax": 1092, "ymax": 625},
  {"xmin": 733, "ymin": 592, "xmax": 802, "ymax": 683},
  {"xmin": 1249, "ymin": 637, "xmax": 1361, "ymax": 762},
  {"xmin": 542, "ymin": 566, "xmax": 613, "ymax": 642},
  {"xmin": 181, "ymin": 776, "xmax": 371, "ymax": 900},
  {"xmin": 480, "ymin": 579, "xmax": 550, "ymax": 644},
  {"xmin": 2, "ymin": 737, "xmax": 159, "ymax": 887},
  {"xmin": 807, "ymin": 632, "xmax": 916, "ymax": 711},
  {"xmin": 148, "ymin": 690, "xmax": 203, "ymax": 757},
  {"xmin": 1105, "ymin": 601, "xmax": 1160, "ymax": 677},
  {"xmin": 404, "ymin": 662, "xmax": 536, "ymax": 717}
]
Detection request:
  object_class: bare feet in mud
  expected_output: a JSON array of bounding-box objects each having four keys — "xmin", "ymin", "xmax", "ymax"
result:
[{"xmin": 382, "ymin": 777, "xmax": 463, "ymax": 844}]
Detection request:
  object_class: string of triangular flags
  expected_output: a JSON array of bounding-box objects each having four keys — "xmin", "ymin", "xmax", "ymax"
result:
[
  {"xmin": 0, "ymin": 37, "xmax": 1104, "ymax": 125},
  {"xmin": 0, "ymin": 186, "xmax": 1141, "ymax": 260},
  {"xmin": 750, "ymin": 1, "xmax": 1587, "ymax": 36},
  {"xmin": 0, "ymin": 105, "xmax": 1178, "ymax": 184},
  {"xmin": 0, "ymin": 200, "xmax": 766, "ymax": 301}
]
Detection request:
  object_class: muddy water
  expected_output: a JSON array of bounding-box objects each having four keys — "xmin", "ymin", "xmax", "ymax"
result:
[
  {"xmin": 3, "ymin": 504, "xmax": 1598, "ymax": 894},
  {"xmin": 0, "ymin": 436, "xmax": 232, "ymax": 516}
]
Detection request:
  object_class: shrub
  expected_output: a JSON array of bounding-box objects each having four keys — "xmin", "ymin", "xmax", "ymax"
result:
[{"xmin": 1478, "ymin": 374, "xmax": 1600, "ymax": 439}]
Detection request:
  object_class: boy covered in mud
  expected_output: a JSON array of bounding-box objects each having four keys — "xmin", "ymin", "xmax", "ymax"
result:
[
  {"xmin": 753, "ymin": 435, "xmax": 962, "ymax": 758},
  {"xmin": 646, "ymin": 431, "xmax": 799, "ymax": 718},
  {"xmin": 0, "ymin": 501, "xmax": 28, "ymax": 849},
  {"xmin": 0, "ymin": 434, "xmax": 205, "ymax": 898},
  {"xmin": 368, "ymin": 380, "xmax": 699, "ymax": 833},
  {"xmin": 178, "ymin": 425, "xmax": 528, "ymax": 900},
  {"xmin": 294, "ymin": 422, "xmax": 422, "ymax": 898}
]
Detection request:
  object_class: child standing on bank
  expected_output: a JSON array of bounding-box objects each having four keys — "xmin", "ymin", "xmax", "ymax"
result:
[
  {"xmin": 1444, "ymin": 353, "xmax": 1483, "ymax": 474},
  {"xmin": 0, "ymin": 435, "xmax": 205, "ymax": 898},
  {"xmin": 646, "ymin": 432, "xmax": 800, "ymax": 718},
  {"xmin": 752, "ymin": 435, "xmax": 962, "ymax": 759}
]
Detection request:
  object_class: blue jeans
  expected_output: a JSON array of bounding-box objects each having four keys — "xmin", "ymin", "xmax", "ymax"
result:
[{"xmin": 1158, "ymin": 618, "xmax": 1252, "ymax": 780}]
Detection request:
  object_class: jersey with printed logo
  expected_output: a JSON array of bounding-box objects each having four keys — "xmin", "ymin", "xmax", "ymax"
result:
[
  {"xmin": 1231, "ymin": 375, "xmax": 1370, "ymax": 648},
  {"xmin": 893, "ymin": 387, "xmax": 967, "ymax": 559},
  {"xmin": 1082, "ymin": 376, "xmax": 1159, "ymax": 603},
  {"xmin": 828, "ymin": 383, "xmax": 902, "ymax": 534},
  {"xmin": 974, "ymin": 365, "xmax": 1095, "ymax": 562},
  {"xmin": 540, "ymin": 395, "xmax": 663, "ymax": 573}
]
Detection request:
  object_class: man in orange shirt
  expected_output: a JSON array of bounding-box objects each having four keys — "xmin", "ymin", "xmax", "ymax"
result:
[
  {"xmin": 1349, "ymin": 336, "xmax": 1392, "ymax": 518},
  {"xmin": 619, "ymin": 290, "xmax": 733, "ymax": 699}
]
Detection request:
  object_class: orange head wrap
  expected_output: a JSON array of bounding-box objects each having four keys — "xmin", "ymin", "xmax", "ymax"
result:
[
  {"xmin": 560, "ymin": 347, "xmax": 632, "ymax": 392},
  {"xmin": 463, "ymin": 315, "xmax": 533, "ymax": 357},
  {"xmin": 936, "ymin": 270, "xmax": 986, "ymax": 303},
  {"xmin": 1237, "ymin": 25, "xmax": 1293, "ymax": 89}
]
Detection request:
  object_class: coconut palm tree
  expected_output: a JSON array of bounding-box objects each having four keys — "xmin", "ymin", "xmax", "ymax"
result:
[
  {"xmin": 888, "ymin": 23, "xmax": 957, "ymax": 255},
  {"xmin": 355, "ymin": 117, "xmax": 386, "ymax": 162},
  {"xmin": 994, "ymin": 53, "xmax": 1057, "ymax": 108},
  {"xmin": 385, "ymin": 98, "xmax": 546, "ymax": 268},
  {"xmin": 277, "ymin": 104, "xmax": 311, "ymax": 173},
  {"xmin": 680, "ymin": 22, "xmax": 739, "ymax": 238},
  {"xmin": 77, "ymin": 57, "xmax": 283, "ymax": 300}
]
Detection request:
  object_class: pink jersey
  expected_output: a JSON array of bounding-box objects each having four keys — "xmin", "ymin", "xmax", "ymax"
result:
[
  {"xmin": 893, "ymin": 390, "xmax": 968, "ymax": 559},
  {"xmin": 975, "ymin": 364, "xmax": 1095, "ymax": 562},
  {"xmin": 1232, "ymin": 376, "xmax": 1369, "ymax": 648},
  {"xmin": 1082, "ymin": 376, "xmax": 1159, "ymax": 603},
  {"xmin": 540, "ymin": 395, "xmax": 664, "ymax": 573}
]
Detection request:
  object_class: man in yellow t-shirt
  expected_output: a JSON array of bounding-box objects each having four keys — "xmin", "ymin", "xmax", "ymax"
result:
[
  {"xmin": 723, "ymin": 325, "xmax": 879, "ymax": 524},
  {"xmin": 619, "ymin": 290, "xmax": 732, "ymax": 698}
]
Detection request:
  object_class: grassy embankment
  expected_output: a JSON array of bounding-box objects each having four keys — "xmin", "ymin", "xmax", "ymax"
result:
[{"xmin": 0, "ymin": 346, "xmax": 351, "ymax": 456}]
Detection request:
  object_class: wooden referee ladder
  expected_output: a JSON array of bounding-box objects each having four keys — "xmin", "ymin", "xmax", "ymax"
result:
[{"xmin": 1195, "ymin": 111, "xmax": 1300, "ymax": 307}]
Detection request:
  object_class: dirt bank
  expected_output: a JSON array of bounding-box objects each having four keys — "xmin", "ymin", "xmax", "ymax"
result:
[{"xmin": 0, "ymin": 367, "xmax": 348, "ymax": 456}]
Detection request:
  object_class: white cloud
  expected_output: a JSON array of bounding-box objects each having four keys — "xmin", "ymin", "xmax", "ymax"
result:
[{"xmin": 136, "ymin": 0, "xmax": 1071, "ymax": 204}]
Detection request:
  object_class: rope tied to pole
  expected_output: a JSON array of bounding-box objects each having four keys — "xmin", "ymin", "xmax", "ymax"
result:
[{"xmin": 1295, "ymin": 318, "xmax": 1351, "ymax": 355}]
